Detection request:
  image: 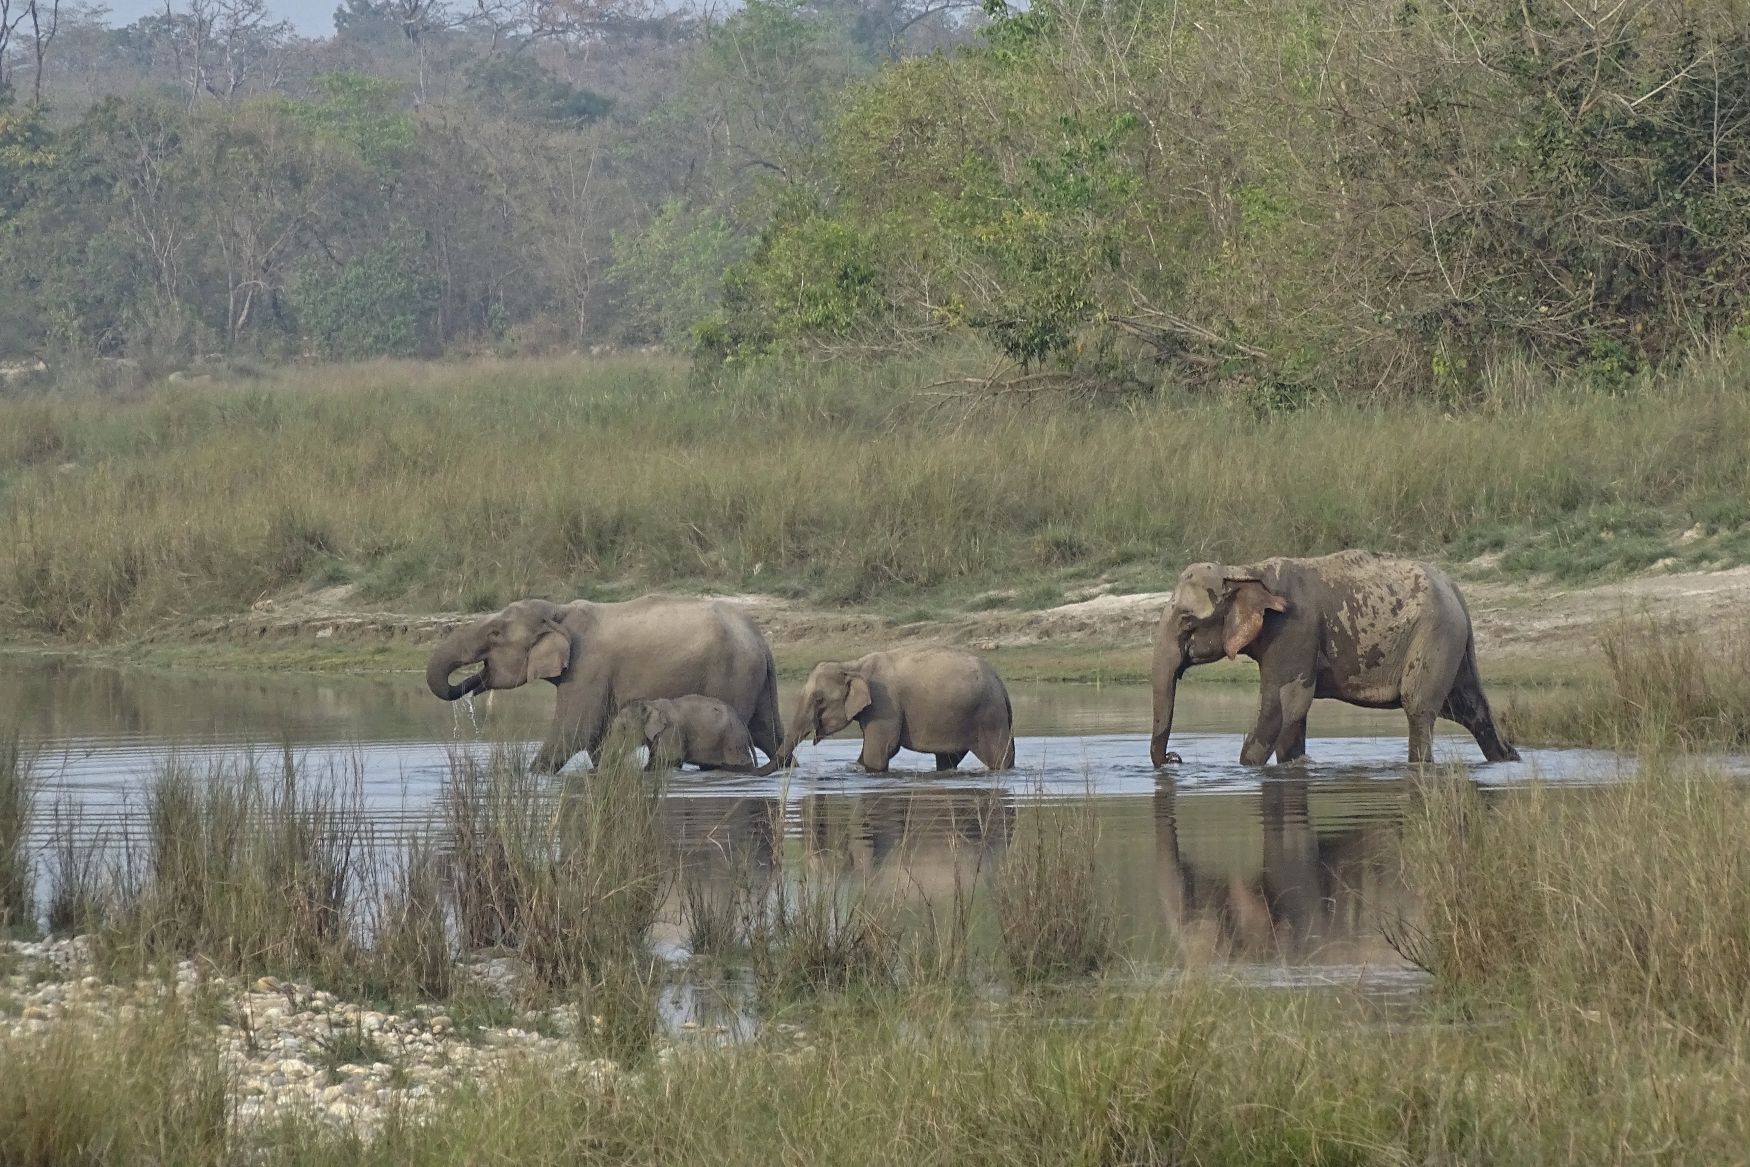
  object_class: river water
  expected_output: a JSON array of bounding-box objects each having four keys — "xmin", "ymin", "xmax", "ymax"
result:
[{"xmin": 6, "ymin": 655, "xmax": 1636, "ymax": 993}]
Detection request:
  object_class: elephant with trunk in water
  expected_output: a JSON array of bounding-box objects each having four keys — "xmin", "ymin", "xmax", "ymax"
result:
[
  {"xmin": 426, "ymin": 596, "xmax": 782, "ymax": 773},
  {"xmin": 1151, "ymin": 550, "xmax": 1519, "ymax": 767}
]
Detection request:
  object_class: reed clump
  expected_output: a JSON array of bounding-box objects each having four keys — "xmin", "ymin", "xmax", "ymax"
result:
[
  {"xmin": 443, "ymin": 743, "xmax": 670, "ymax": 995},
  {"xmin": 739, "ymin": 805, "xmax": 899, "ymax": 1001},
  {"xmin": 0, "ymin": 999, "xmax": 229, "ymax": 1165},
  {"xmin": 994, "ymin": 792, "xmax": 1115, "ymax": 985},
  {"xmin": 1398, "ymin": 766, "xmax": 1750, "ymax": 1036},
  {"xmin": 95, "ymin": 753, "xmax": 364, "ymax": 980},
  {"xmin": 0, "ymin": 733, "xmax": 34, "ymax": 937},
  {"xmin": 1509, "ymin": 615, "xmax": 1750, "ymax": 750}
]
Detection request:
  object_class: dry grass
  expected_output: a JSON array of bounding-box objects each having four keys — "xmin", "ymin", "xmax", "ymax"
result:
[
  {"xmin": 1397, "ymin": 766, "xmax": 1750, "ymax": 1035},
  {"xmin": 4, "ymin": 348, "xmax": 1750, "ymax": 640},
  {"xmin": 994, "ymin": 789, "xmax": 1115, "ymax": 985},
  {"xmin": 0, "ymin": 732, "xmax": 33, "ymax": 936},
  {"xmin": 1508, "ymin": 615, "xmax": 1750, "ymax": 750},
  {"xmin": 95, "ymin": 751, "xmax": 365, "ymax": 979}
]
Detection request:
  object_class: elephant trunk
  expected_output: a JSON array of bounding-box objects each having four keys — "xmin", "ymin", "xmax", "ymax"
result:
[
  {"xmin": 426, "ymin": 628, "xmax": 487, "ymax": 702},
  {"xmin": 1151, "ymin": 636, "xmax": 1186, "ymax": 766},
  {"xmin": 761, "ymin": 709, "xmax": 811, "ymax": 773}
]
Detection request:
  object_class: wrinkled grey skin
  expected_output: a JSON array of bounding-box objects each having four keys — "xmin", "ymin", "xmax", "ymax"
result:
[
  {"xmin": 426, "ymin": 596, "xmax": 782, "ymax": 773},
  {"xmin": 1151, "ymin": 550, "xmax": 1519, "ymax": 767},
  {"xmin": 608, "ymin": 696, "xmax": 762, "ymax": 773},
  {"xmin": 765, "ymin": 646, "xmax": 1016, "ymax": 774}
]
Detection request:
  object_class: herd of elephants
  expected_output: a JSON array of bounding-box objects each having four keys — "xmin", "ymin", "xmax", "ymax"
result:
[{"xmin": 424, "ymin": 549, "xmax": 1523, "ymax": 776}]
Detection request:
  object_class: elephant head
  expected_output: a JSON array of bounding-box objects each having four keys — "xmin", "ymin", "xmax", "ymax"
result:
[
  {"xmin": 425, "ymin": 599, "xmax": 574, "ymax": 702},
  {"xmin": 610, "ymin": 699, "xmax": 679, "ymax": 761},
  {"xmin": 770, "ymin": 661, "xmax": 871, "ymax": 765},
  {"xmin": 1151, "ymin": 563, "xmax": 1290, "ymax": 766}
]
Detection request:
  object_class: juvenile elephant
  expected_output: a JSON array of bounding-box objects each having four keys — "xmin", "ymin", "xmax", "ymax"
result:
[
  {"xmin": 608, "ymin": 696, "xmax": 763, "ymax": 773},
  {"xmin": 1150, "ymin": 550, "xmax": 1519, "ymax": 767},
  {"xmin": 426, "ymin": 596, "xmax": 782, "ymax": 772},
  {"xmin": 766, "ymin": 646, "xmax": 1016, "ymax": 773}
]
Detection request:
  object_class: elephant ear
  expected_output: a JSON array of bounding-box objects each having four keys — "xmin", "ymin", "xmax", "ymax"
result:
[
  {"xmin": 844, "ymin": 673, "xmax": 873, "ymax": 722},
  {"xmin": 1222, "ymin": 578, "xmax": 1290, "ymax": 660},
  {"xmin": 642, "ymin": 703, "xmax": 670, "ymax": 743},
  {"xmin": 526, "ymin": 625, "xmax": 572, "ymax": 683}
]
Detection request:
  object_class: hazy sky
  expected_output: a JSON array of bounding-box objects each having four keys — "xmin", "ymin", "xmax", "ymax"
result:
[{"xmin": 96, "ymin": 0, "xmax": 341, "ymax": 36}]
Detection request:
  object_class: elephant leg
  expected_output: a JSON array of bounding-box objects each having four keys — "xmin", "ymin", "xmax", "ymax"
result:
[
  {"xmin": 533, "ymin": 726, "xmax": 587, "ymax": 774},
  {"xmin": 1440, "ymin": 643, "xmax": 1521, "ymax": 763},
  {"xmin": 1272, "ymin": 675, "xmax": 1315, "ymax": 764},
  {"xmin": 973, "ymin": 731, "xmax": 1014, "ymax": 772},
  {"xmin": 934, "ymin": 751, "xmax": 968, "ymax": 772},
  {"xmin": 535, "ymin": 679, "xmax": 609, "ymax": 773},
  {"xmin": 858, "ymin": 722, "xmax": 900, "ymax": 774},
  {"xmin": 1405, "ymin": 708, "xmax": 1437, "ymax": 765},
  {"xmin": 1240, "ymin": 690, "xmax": 1285, "ymax": 766},
  {"xmin": 1400, "ymin": 622, "xmax": 1465, "ymax": 767}
]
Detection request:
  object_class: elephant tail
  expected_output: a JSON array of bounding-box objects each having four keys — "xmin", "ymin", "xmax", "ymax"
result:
[
  {"xmin": 1000, "ymin": 690, "xmax": 1017, "ymax": 770},
  {"xmin": 1442, "ymin": 636, "xmax": 1521, "ymax": 763},
  {"xmin": 752, "ymin": 652, "xmax": 784, "ymax": 764}
]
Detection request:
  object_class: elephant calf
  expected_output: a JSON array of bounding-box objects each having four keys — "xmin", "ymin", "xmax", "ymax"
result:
[
  {"xmin": 767, "ymin": 646, "xmax": 1016, "ymax": 773},
  {"xmin": 608, "ymin": 696, "xmax": 763, "ymax": 773}
]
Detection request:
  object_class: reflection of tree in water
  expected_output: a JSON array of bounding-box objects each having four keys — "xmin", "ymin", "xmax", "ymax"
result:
[
  {"xmin": 1, "ymin": 655, "xmax": 493, "ymax": 744},
  {"xmin": 1154, "ymin": 776, "xmax": 1409, "ymax": 964}
]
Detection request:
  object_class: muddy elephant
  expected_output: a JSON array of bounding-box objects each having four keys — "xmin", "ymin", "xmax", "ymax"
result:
[
  {"xmin": 608, "ymin": 696, "xmax": 763, "ymax": 773},
  {"xmin": 426, "ymin": 596, "xmax": 782, "ymax": 772},
  {"xmin": 1150, "ymin": 550, "xmax": 1519, "ymax": 766},
  {"xmin": 766, "ymin": 646, "xmax": 1016, "ymax": 773}
]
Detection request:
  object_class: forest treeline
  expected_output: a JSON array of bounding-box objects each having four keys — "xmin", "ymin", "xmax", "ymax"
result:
[{"xmin": 3, "ymin": 0, "xmax": 1750, "ymax": 400}]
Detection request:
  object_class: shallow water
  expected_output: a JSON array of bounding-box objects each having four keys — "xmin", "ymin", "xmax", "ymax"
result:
[{"xmin": 5, "ymin": 654, "xmax": 1645, "ymax": 992}]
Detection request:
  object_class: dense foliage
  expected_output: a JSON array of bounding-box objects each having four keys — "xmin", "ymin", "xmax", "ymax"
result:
[
  {"xmin": 713, "ymin": 0, "xmax": 1750, "ymax": 398},
  {"xmin": 0, "ymin": 0, "xmax": 968, "ymax": 369},
  {"xmin": 4, "ymin": 0, "xmax": 1750, "ymax": 398}
]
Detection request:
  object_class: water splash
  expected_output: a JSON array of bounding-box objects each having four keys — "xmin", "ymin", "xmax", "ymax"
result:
[{"xmin": 454, "ymin": 691, "xmax": 481, "ymax": 738}]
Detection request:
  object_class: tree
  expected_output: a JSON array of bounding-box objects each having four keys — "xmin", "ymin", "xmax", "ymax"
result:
[
  {"xmin": 154, "ymin": 0, "xmax": 292, "ymax": 106},
  {"xmin": 0, "ymin": 0, "xmax": 59, "ymax": 104}
]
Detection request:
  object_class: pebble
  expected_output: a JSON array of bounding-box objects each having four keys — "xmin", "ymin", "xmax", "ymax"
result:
[{"xmin": 1, "ymin": 936, "xmax": 675, "ymax": 1140}]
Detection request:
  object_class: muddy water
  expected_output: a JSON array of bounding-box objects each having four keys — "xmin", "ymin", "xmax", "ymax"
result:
[{"xmin": 7, "ymin": 655, "xmax": 1634, "ymax": 990}]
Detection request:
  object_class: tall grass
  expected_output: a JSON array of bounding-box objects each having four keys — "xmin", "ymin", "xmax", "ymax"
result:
[
  {"xmin": 0, "ymin": 1000, "xmax": 230, "ymax": 1165},
  {"xmin": 994, "ymin": 792, "xmax": 1115, "ymax": 984},
  {"xmin": 443, "ymin": 743, "xmax": 669, "ymax": 996},
  {"xmin": 10, "ymin": 981, "xmax": 1744, "ymax": 1166},
  {"xmin": 1397, "ymin": 767, "xmax": 1750, "ymax": 1035},
  {"xmin": 5, "ymin": 348, "xmax": 1750, "ymax": 639},
  {"xmin": 1509, "ymin": 615, "xmax": 1750, "ymax": 749},
  {"xmin": 0, "ymin": 732, "xmax": 33, "ymax": 936},
  {"xmin": 97, "ymin": 752, "xmax": 364, "ymax": 979}
]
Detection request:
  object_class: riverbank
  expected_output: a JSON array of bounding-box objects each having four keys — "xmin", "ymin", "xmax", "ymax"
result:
[
  {"xmin": 6, "ymin": 351, "xmax": 1750, "ymax": 649},
  {"xmin": 10, "ymin": 559, "xmax": 1746, "ymax": 689},
  {"xmin": 4, "ymin": 763, "xmax": 1750, "ymax": 1165}
]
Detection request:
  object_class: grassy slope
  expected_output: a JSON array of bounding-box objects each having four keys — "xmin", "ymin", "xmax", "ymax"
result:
[{"xmin": 4, "ymin": 348, "xmax": 1749, "ymax": 651}]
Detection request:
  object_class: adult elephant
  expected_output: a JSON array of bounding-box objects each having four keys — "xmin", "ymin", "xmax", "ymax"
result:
[
  {"xmin": 1150, "ymin": 550, "xmax": 1519, "ymax": 767},
  {"xmin": 426, "ymin": 596, "xmax": 782, "ymax": 773}
]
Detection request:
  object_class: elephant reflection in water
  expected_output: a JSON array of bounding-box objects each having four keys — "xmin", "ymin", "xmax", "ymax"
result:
[
  {"xmin": 655, "ymin": 789, "xmax": 1012, "ymax": 946},
  {"xmin": 797, "ymin": 789, "xmax": 1013, "ymax": 895},
  {"xmin": 1153, "ymin": 776, "xmax": 1411, "ymax": 964}
]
